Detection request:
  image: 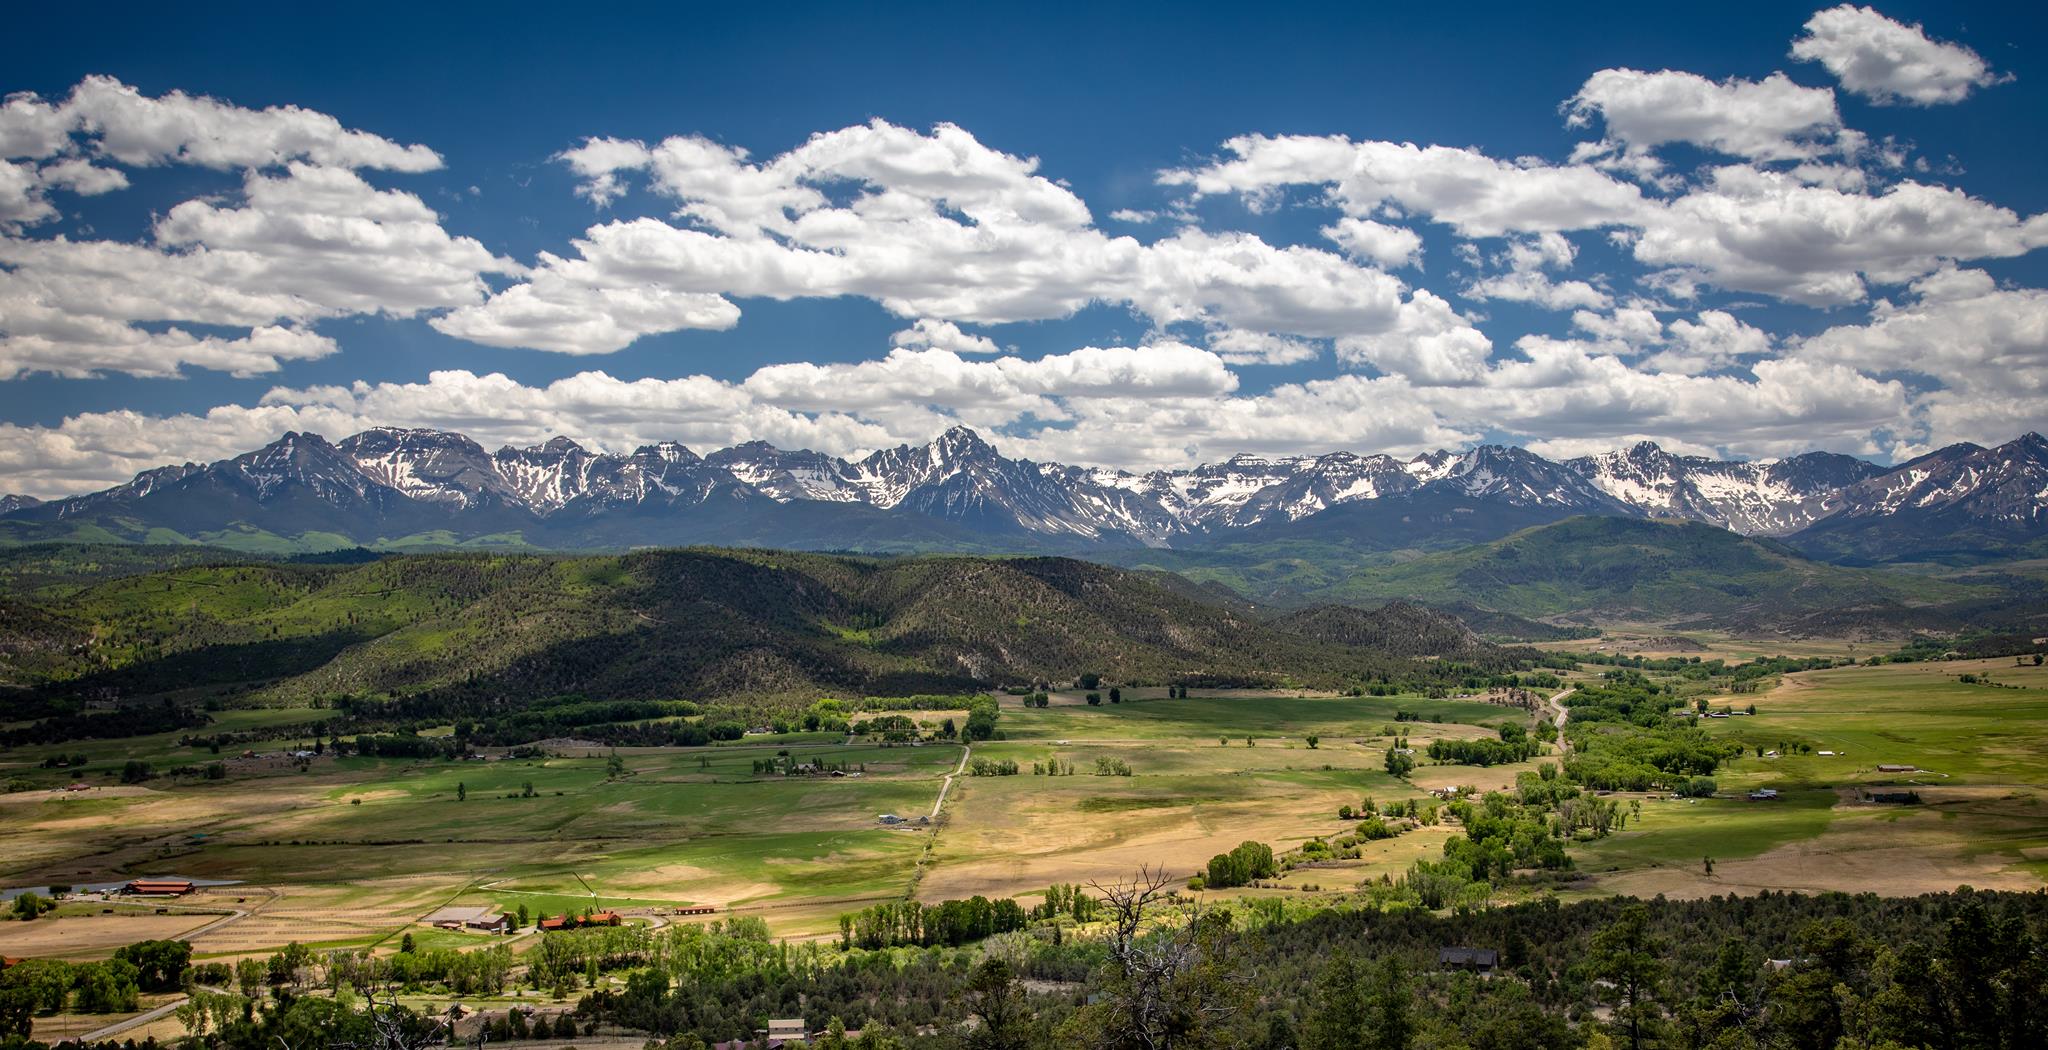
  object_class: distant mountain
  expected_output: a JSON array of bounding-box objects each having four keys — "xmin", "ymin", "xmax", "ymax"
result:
[
  {"xmin": 0, "ymin": 495, "xmax": 41, "ymax": 516},
  {"xmin": 1566, "ymin": 442, "xmax": 1883, "ymax": 535},
  {"xmin": 1787, "ymin": 434, "xmax": 2048, "ymax": 564},
  {"xmin": 3, "ymin": 425, "xmax": 2043, "ymax": 565}
]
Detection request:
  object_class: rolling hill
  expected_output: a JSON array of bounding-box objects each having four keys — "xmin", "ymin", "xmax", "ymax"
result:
[
  {"xmin": 0, "ymin": 549, "xmax": 1531, "ymax": 717},
  {"xmin": 1124, "ymin": 517, "xmax": 2009, "ymax": 635}
]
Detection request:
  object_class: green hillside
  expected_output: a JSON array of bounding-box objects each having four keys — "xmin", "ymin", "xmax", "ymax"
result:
[
  {"xmin": 1120, "ymin": 517, "xmax": 1998, "ymax": 632},
  {"xmin": 0, "ymin": 549, "xmax": 1531, "ymax": 717}
]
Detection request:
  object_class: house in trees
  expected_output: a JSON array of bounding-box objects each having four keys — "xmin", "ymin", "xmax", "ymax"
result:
[{"xmin": 1437, "ymin": 947, "xmax": 1499, "ymax": 973}]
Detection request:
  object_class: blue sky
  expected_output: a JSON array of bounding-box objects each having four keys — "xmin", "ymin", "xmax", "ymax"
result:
[{"xmin": 2, "ymin": 1, "xmax": 2045, "ymax": 495}]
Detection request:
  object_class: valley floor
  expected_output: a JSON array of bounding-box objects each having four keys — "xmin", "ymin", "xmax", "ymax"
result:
[{"xmin": 2, "ymin": 654, "xmax": 2046, "ymax": 1041}]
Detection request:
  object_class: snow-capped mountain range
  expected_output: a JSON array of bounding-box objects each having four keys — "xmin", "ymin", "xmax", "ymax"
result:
[{"xmin": 5, "ymin": 426, "xmax": 2045, "ymax": 562}]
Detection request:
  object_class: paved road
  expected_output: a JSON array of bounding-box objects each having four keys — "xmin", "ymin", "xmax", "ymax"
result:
[{"xmin": 80, "ymin": 995, "xmax": 186, "ymax": 1043}]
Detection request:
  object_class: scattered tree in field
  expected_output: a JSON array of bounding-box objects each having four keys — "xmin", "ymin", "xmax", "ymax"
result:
[
  {"xmin": 1306, "ymin": 735, "xmax": 1319, "ymax": 749},
  {"xmin": 456, "ymin": 781, "xmax": 466, "ymax": 802}
]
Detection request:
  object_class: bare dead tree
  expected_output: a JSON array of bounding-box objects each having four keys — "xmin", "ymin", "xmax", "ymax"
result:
[
  {"xmin": 1081, "ymin": 865, "xmax": 1249, "ymax": 1050},
  {"xmin": 329, "ymin": 986, "xmax": 449, "ymax": 1050}
]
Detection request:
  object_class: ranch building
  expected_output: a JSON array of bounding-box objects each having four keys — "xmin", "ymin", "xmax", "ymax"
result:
[{"xmin": 123, "ymin": 879, "xmax": 194, "ymax": 896}]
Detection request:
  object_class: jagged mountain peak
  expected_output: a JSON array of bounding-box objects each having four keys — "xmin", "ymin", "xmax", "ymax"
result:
[
  {"xmin": 10, "ymin": 424, "xmax": 2045, "ymax": 561},
  {"xmin": 631, "ymin": 441, "xmax": 700, "ymax": 464}
]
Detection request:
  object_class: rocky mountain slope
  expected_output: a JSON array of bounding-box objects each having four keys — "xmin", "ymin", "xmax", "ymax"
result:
[{"xmin": 4, "ymin": 425, "xmax": 2043, "ymax": 564}]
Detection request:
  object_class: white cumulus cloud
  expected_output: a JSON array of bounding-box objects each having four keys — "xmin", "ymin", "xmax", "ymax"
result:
[{"xmin": 1791, "ymin": 5, "xmax": 2007, "ymax": 106}]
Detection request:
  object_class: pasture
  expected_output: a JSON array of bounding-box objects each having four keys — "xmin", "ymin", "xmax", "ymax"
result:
[
  {"xmin": 1581, "ymin": 656, "xmax": 2048, "ymax": 899},
  {"xmin": 2, "ymin": 659, "xmax": 2042, "ymax": 962},
  {"xmin": 921, "ymin": 691, "xmax": 1535, "ymax": 901}
]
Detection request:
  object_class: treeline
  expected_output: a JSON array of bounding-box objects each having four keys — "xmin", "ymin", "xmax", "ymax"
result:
[
  {"xmin": 0, "ymin": 700, "xmax": 208, "ymax": 748},
  {"xmin": 20, "ymin": 888, "xmax": 2043, "ymax": 1049},
  {"xmin": 1425, "ymin": 734, "xmax": 1541, "ymax": 767},
  {"xmin": 840, "ymin": 896, "xmax": 1030, "ymax": 950}
]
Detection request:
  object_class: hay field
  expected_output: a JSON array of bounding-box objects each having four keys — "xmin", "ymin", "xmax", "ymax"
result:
[
  {"xmin": 0, "ymin": 738, "xmax": 968, "ymax": 945},
  {"xmin": 919, "ymin": 691, "xmax": 1534, "ymax": 901}
]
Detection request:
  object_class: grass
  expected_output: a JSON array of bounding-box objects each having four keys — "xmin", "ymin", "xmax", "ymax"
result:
[
  {"xmin": 3, "ymin": 661, "xmax": 2044, "ymax": 957},
  {"xmin": 1703, "ymin": 658, "xmax": 2048, "ymax": 787},
  {"xmin": 1574, "ymin": 791, "xmax": 1840, "ymax": 872}
]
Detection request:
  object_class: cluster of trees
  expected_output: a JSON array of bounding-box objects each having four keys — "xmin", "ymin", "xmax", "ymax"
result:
[
  {"xmin": 969, "ymin": 758, "xmax": 1020, "ymax": 776},
  {"xmin": 1201, "ymin": 840, "xmax": 1277, "ymax": 889},
  {"xmin": 1561, "ymin": 682, "xmax": 1745, "ymax": 792},
  {"xmin": 1425, "ymin": 735, "xmax": 1541, "ymax": 767},
  {"xmin": 839, "ymin": 896, "xmax": 1029, "ymax": 950},
  {"xmin": 0, "ymin": 939, "xmax": 191, "ymax": 1033},
  {"xmin": 1029, "ymin": 884, "xmax": 1099, "ymax": 924},
  {"xmin": 963, "ymin": 697, "xmax": 1001, "ymax": 741}
]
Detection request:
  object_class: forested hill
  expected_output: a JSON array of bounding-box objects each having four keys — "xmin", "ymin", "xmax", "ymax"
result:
[
  {"xmin": 1127, "ymin": 516, "xmax": 2016, "ymax": 635},
  {"xmin": 1265, "ymin": 601, "xmax": 1505, "ymax": 663},
  {"xmin": 0, "ymin": 548, "xmax": 1528, "ymax": 713}
]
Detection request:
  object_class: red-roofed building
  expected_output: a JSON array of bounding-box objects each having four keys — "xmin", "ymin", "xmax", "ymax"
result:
[
  {"xmin": 123, "ymin": 879, "xmax": 194, "ymax": 896},
  {"xmin": 539, "ymin": 915, "xmax": 568, "ymax": 931},
  {"xmin": 587, "ymin": 910, "xmax": 621, "ymax": 926}
]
